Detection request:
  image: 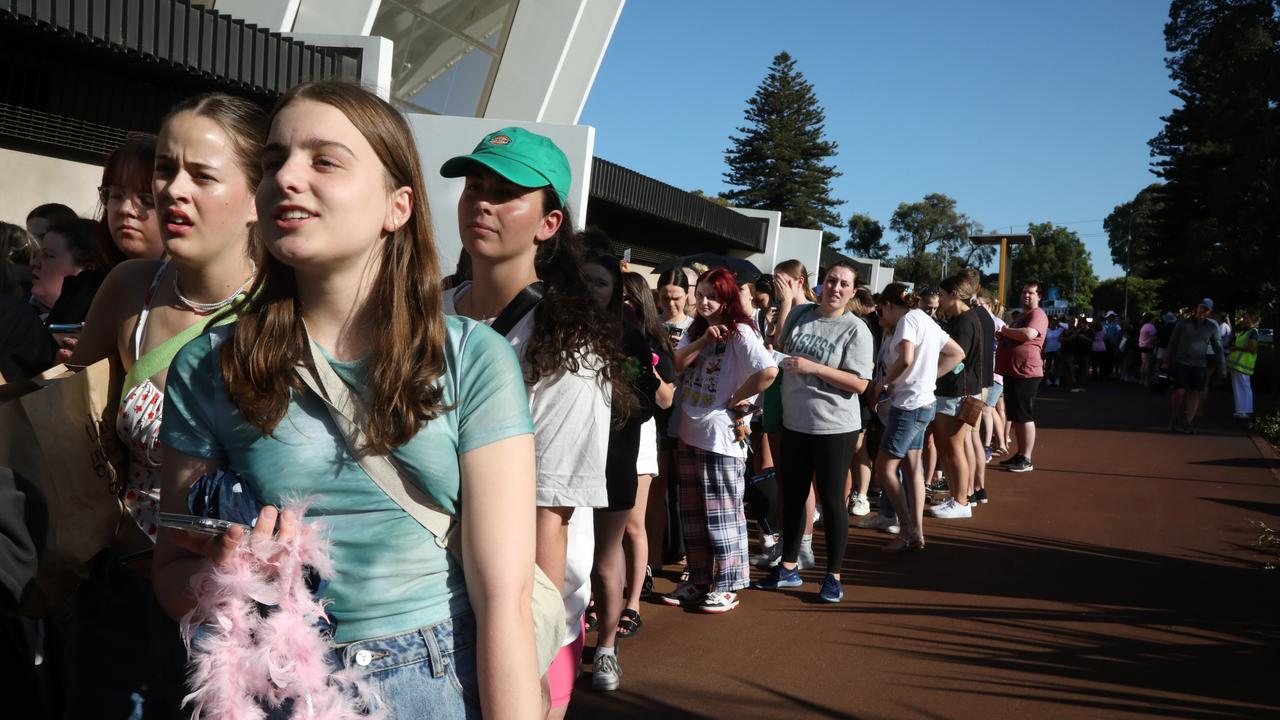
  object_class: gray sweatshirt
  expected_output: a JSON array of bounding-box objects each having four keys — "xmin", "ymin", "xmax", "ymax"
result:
[{"xmin": 1168, "ymin": 317, "xmax": 1224, "ymax": 369}]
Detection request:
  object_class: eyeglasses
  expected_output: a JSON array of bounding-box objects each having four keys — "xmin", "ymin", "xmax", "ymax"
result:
[{"xmin": 97, "ymin": 186, "xmax": 156, "ymax": 210}]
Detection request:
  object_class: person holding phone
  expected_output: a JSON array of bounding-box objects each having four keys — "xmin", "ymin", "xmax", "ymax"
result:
[
  {"xmin": 662, "ymin": 267, "xmax": 777, "ymax": 614},
  {"xmin": 64, "ymin": 93, "xmax": 264, "ymax": 719},
  {"xmin": 752, "ymin": 261, "xmax": 872, "ymax": 603}
]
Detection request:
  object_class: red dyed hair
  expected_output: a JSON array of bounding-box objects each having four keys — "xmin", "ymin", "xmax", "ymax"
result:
[{"xmin": 687, "ymin": 267, "xmax": 754, "ymax": 342}]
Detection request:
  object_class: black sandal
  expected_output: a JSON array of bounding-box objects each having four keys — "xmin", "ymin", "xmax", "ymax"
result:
[
  {"xmin": 617, "ymin": 609, "xmax": 643, "ymax": 638},
  {"xmin": 585, "ymin": 596, "xmax": 598, "ymax": 633}
]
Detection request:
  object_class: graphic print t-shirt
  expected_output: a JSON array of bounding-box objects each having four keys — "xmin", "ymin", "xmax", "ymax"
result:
[{"xmin": 676, "ymin": 322, "xmax": 776, "ymax": 458}]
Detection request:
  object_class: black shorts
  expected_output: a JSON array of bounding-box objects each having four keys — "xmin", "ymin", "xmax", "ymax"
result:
[
  {"xmin": 1003, "ymin": 376, "xmax": 1042, "ymax": 424},
  {"xmin": 1171, "ymin": 363, "xmax": 1206, "ymax": 391},
  {"xmin": 1140, "ymin": 347, "xmax": 1154, "ymax": 354}
]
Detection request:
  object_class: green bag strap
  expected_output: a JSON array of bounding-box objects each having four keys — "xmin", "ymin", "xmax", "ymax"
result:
[{"xmin": 121, "ymin": 310, "xmax": 238, "ymax": 401}]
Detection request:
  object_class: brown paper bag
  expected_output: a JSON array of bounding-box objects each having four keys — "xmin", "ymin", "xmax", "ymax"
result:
[{"xmin": 0, "ymin": 359, "xmax": 126, "ymax": 616}]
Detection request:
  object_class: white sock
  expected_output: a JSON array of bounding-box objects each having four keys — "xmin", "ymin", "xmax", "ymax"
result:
[
  {"xmin": 802, "ymin": 534, "xmax": 813, "ymax": 547},
  {"xmin": 597, "ymin": 645, "xmax": 616, "ymax": 657}
]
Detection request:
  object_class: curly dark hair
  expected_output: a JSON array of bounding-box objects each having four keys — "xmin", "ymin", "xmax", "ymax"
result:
[{"xmin": 523, "ymin": 189, "xmax": 636, "ymax": 423}]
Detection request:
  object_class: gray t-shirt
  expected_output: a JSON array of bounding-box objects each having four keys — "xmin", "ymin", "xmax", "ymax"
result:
[{"xmin": 780, "ymin": 306, "xmax": 874, "ymax": 434}]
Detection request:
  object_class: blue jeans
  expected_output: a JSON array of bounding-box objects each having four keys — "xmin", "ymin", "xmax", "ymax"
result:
[
  {"xmin": 880, "ymin": 403, "xmax": 937, "ymax": 458},
  {"xmin": 337, "ymin": 612, "xmax": 481, "ymax": 720}
]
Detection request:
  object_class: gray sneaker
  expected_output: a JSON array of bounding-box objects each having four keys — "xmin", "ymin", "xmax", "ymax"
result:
[{"xmin": 592, "ymin": 652, "xmax": 621, "ymax": 692}]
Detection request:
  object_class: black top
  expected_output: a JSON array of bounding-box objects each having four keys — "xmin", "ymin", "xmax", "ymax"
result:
[
  {"xmin": 605, "ymin": 323, "xmax": 660, "ymax": 486},
  {"xmin": 0, "ymin": 295, "xmax": 57, "ymax": 382},
  {"xmin": 46, "ymin": 268, "xmax": 107, "ymax": 326},
  {"xmin": 974, "ymin": 306, "xmax": 995, "ymax": 388},
  {"xmin": 937, "ymin": 309, "xmax": 983, "ymax": 397}
]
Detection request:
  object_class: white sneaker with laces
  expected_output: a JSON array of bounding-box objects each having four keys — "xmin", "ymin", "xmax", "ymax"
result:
[
  {"xmin": 849, "ymin": 493, "xmax": 871, "ymax": 517},
  {"xmin": 750, "ymin": 540, "xmax": 782, "ymax": 568},
  {"xmin": 930, "ymin": 498, "xmax": 973, "ymax": 519},
  {"xmin": 855, "ymin": 514, "xmax": 901, "ymax": 534},
  {"xmin": 661, "ymin": 581, "xmax": 704, "ymax": 607},
  {"xmin": 698, "ymin": 591, "xmax": 740, "ymax": 614},
  {"xmin": 592, "ymin": 652, "xmax": 621, "ymax": 692}
]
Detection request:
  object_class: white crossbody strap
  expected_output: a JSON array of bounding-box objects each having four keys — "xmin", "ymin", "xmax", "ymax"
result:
[{"xmin": 294, "ymin": 333, "xmax": 456, "ymax": 550}]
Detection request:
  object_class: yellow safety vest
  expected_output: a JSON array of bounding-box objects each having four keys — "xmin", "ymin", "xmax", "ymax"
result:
[{"xmin": 1227, "ymin": 329, "xmax": 1257, "ymax": 376}]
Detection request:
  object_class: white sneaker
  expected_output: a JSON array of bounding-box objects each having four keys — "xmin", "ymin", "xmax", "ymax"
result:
[
  {"xmin": 855, "ymin": 514, "xmax": 900, "ymax": 534},
  {"xmin": 813, "ymin": 507, "xmax": 823, "ymax": 527},
  {"xmin": 592, "ymin": 652, "xmax": 621, "ymax": 692},
  {"xmin": 926, "ymin": 497, "xmax": 952, "ymax": 516},
  {"xmin": 661, "ymin": 581, "xmax": 705, "ymax": 607},
  {"xmin": 849, "ymin": 493, "xmax": 871, "ymax": 517},
  {"xmin": 798, "ymin": 537, "xmax": 816, "ymax": 570},
  {"xmin": 698, "ymin": 590, "xmax": 740, "ymax": 614},
  {"xmin": 750, "ymin": 540, "xmax": 782, "ymax": 568},
  {"xmin": 930, "ymin": 498, "xmax": 973, "ymax": 519}
]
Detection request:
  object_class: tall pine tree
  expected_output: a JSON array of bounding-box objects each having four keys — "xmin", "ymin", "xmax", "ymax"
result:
[
  {"xmin": 723, "ymin": 52, "xmax": 845, "ymax": 238},
  {"xmin": 1148, "ymin": 0, "xmax": 1279, "ymax": 318}
]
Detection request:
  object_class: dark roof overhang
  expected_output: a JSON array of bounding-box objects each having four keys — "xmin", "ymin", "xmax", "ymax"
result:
[
  {"xmin": 0, "ymin": 0, "xmax": 363, "ymax": 163},
  {"xmin": 588, "ymin": 157, "xmax": 767, "ymax": 255}
]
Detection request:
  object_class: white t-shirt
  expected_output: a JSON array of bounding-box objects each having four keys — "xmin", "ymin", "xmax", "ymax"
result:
[
  {"xmin": 988, "ymin": 309, "xmax": 1006, "ymax": 386},
  {"xmin": 676, "ymin": 322, "xmax": 776, "ymax": 457},
  {"xmin": 559, "ymin": 506, "xmax": 594, "ymax": 646},
  {"xmin": 885, "ymin": 309, "xmax": 949, "ymax": 411},
  {"xmin": 443, "ymin": 285, "xmax": 609, "ymax": 508}
]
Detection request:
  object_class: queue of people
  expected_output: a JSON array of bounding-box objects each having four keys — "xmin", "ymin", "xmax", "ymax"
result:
[{"xmin": 0, "ymin": 79, "xmax": 1266, "ymax": 719}]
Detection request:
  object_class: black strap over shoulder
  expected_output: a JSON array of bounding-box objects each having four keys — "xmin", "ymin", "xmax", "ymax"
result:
[{"xmin": 490, "ymin": 281, "xmax": 545, "ymax": 338}]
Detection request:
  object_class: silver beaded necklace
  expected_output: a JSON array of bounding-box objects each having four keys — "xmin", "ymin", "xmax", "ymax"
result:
[{"xmin": 173, "ymin": 261, "xmax": 256, "ymax": 314}]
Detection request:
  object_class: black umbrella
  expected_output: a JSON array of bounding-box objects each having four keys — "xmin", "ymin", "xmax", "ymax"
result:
[{"xmin": 651, "ymin": 253, "xmax": 763, "ymax": 283}]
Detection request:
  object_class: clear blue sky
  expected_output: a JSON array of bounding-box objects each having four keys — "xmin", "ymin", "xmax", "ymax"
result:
[{"xmin": 579, "ymin": 0, "xmax": 1177, "ymax": 280}]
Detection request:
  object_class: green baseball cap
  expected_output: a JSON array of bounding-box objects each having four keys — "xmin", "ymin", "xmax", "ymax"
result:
[{"xmin": 440, "ymin": 127, "xmax": 572, "ymax": 206}]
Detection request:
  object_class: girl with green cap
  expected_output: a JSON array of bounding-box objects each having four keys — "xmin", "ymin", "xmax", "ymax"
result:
[{"xmin": 442, "ymin": 127, "xmax": 635, "ymax": 712}]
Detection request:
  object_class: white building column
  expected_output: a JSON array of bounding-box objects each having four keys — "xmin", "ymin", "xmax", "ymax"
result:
[{"xmin": 483, "ymin": 0, "xmax": 625, "ymax": 124}]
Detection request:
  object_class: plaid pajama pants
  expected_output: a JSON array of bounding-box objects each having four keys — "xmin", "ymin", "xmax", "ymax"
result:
[{"xmin": 676, "ymin": 442, "xmax": 750, "ymax": 592}]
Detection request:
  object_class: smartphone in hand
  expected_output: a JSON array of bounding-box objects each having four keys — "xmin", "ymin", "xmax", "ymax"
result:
[{"xmin": 156, "ymin": 512, "xmax": 250, "ymax": 537}]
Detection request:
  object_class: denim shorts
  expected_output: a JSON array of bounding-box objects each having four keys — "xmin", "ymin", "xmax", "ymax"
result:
[
  {"xmin": 984, "ymin": 383, "xmax": 1002, "ymax": 407},
  {"xmin": 880, "ymin": 403, "xmax": 937, "ymax": 458},
  {"xmin": 334, "ymin": 612, "xmax": 480, "ymax": 720}
]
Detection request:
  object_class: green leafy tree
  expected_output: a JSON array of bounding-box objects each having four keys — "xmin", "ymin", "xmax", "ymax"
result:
[
  {"xmin": 1010, "ymin": 222, "xmax": 1098, "ymax": 309},
  {"xmin": 887, "ymin": 193, "xmax": 991, "ymax": 286},
  {"xmin": 1148, "ymin": 0, "xmax": 1280, "ymax": 321},
  {"xmin": 888, "ymin": 252, "xmax": 943, "ymax": 290},
  {"xmin": 1103, "ymin": 183, "xmax": 1165, "ymax": 279},
  {"xmin": 723, "ymin": 52, "xmax": 845, "ymax": 237},
  {"xmin": 845, "ymin": 213, "xmax": 889, "ymax": 259},
  {"xmin": 1089, "ymin": 277, "xmax": 1166, "ymax": 318}
]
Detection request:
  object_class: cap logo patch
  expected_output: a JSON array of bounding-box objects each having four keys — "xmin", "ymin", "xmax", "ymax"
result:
[{"xmin": 488, "ymin": 134, "xmax": 512, "ymax": 145}]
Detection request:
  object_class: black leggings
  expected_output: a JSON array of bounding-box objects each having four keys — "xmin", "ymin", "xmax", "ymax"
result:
[{"xmin": 780, "ymin": 427, "xmax": 861, "ymax": 572}]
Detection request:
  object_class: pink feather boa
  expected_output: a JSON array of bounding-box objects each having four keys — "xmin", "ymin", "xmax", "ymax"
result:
[{"xmin": 179, "ymin": 505, "xmax": 383, "ymax": 719}]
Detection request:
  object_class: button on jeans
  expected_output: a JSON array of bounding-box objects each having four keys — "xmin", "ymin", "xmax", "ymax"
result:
[{"xmin": 337, "ymin": 612, "xmax": 480, "ymax": 720}]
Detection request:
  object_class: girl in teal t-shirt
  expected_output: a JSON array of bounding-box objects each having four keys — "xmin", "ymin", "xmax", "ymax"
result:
[{"xmin": 154, "ymin": 82, "xmax": 542, "ymax": 717}]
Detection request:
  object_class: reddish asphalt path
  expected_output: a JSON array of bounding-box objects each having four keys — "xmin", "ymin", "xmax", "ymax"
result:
[{"xmin": 566, "ymin": 380, "xmax": 1280, "ymax": 720}]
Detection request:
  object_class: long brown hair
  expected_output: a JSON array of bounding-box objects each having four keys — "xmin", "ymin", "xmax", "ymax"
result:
[
  {"xmin": 522, "ymin": 189, "xmax": 634, "ymax": 419},
  {"xmin": 220, "ymin": 82, "xmax": 448, "ymax": 453}
]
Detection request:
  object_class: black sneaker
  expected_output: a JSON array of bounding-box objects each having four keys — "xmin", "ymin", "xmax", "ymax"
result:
[
  {"xmin": 999, "ymin": 453, "xmax": 1024, "ymax": 467},
  {"xmin": 1008, "ymin": 457, "xmax": 1034, "ymax": 473},
  {"xmin": 973, "ymin": 488, "xmax": 989, "ymax": 504}
]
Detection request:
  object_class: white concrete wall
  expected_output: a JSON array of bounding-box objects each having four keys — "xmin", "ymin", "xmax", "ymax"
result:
[
  {"xmin": 729, "ymin": 208, "xmax": 823, "ymax": 284},
  {"xmin": 212, "ymin": 0, "xmax": 300, "ymax": 31},
  {"xmin": 775, "ymin": 226, "xmax": 822, "ymax": 283},
  {"xmin": 293, "ymin": 0, "xmax": 380, "ymax": 35},
  {"xmin": 283, "ymin": 33, "xmax": 394, "ymax": 100},
  {"xmin": 404, "ymin": 114, "xmax": 595, "ymax": 277},
  {"xmin": 0, "ymin": 148, "xmax": 102, "ymax": 229},
  {"xmin": 484, "ymin": 0, "xmax": 624, "ymax": 124}
]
